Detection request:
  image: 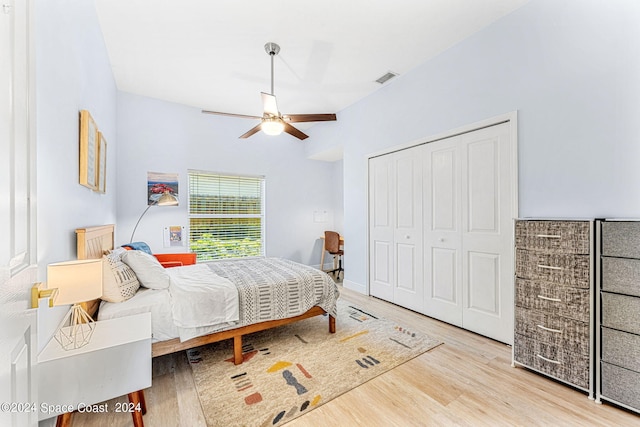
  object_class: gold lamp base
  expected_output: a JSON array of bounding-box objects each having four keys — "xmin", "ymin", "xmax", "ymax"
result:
[{"xmin": 55, "ymin": 303, "xmax": 96, "ymax": 350}]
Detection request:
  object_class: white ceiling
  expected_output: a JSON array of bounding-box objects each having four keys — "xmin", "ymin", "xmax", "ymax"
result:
[{"xmin": 95, "ymin": 0, "xmax": 529, "ymax": 119}]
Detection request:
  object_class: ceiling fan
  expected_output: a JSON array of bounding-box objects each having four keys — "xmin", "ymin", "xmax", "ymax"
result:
[{"xmin": 202, "ymin": 42, "xmax": 337, "ymax": 140}]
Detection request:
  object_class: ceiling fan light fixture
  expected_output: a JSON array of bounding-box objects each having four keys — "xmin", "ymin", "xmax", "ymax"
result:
[
  {"xmin": 202, "ymin": 42, "xmax": 337, "ymax": 141},
  {"xmin": 261, "ymin": 118, "xmax": 284, "ymax": 136}
]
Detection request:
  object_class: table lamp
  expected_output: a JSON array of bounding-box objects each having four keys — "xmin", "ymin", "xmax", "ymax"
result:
[{"xmin": 48, "ymin": 258, "xmax": 103, "ymax": 350}]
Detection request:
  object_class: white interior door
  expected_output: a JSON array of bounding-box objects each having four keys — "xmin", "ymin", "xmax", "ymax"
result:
[
  {"xmin": 461, "ymin": 123, "xmax": 514, "ymax": 343},
  {"xmin": 423, "ymin": 138, "xmax": 463, "ymax": 326},
  {"xmin": 369, "ymin": 155, "xmax": 395, "ymax": 302},
  {"xmin": 369, "ymin": 148, "xmax": 424, "ymax": 311},
  {"xmin": 369, "ymin": 118, "xmax": 516, "ymax": 345},
  {"xmin": 392, "ymin": 150, "xmax": 423, "ymax": 312},
  {"xmin": 1, "ymin": 312, "xmax": 37, "ymax": 427},
  {"xmin": 1, "ymin": 2, "xmax": 38, "ymax": 425}
]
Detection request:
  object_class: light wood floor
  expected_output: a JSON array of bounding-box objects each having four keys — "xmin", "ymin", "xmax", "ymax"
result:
[{"xmin": 72, "ymin": 286, "xmax": 638, "ymax": 427}]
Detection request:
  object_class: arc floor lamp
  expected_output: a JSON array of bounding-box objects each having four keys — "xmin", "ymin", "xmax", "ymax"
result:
[{"xmin": 130, "ymin": 190, "xmax": 179, "ymax": 243}]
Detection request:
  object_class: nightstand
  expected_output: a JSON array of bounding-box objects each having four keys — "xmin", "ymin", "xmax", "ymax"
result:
[{"xmin": 38, "ymin": 312, "xmax": 152, "ymax": 426}]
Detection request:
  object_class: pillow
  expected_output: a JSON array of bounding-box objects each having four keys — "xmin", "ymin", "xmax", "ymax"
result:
[
  {"xmin": 121, "ymin": 250, "xmax": 170, "ymax": 290},
  {"xmin": 101, "ymin": 251, "xmax": 141, "ymax": 302}
]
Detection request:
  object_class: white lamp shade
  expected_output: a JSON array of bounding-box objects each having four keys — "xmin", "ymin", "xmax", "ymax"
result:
[
  {"xmin": 47, "ymin": 259, "xmax": 103, "ymax": 305},
  {"xmin": 261, "ymin": 118, "xmax": 284, "ymax": 135},
  {"xmin": 157, "ymin": 191, "xmax": 179, "ymax": 206}
]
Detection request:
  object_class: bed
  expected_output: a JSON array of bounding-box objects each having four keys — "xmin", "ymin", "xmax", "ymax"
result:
[{"xmin": 75, "ymin": 224, "xmax": 339, "ymax": 364}]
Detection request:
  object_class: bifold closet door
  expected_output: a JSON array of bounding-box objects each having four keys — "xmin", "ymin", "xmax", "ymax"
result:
[
  {"xmin": 423, "ymin": 137, "xmax": 464, "ymax": 327},
  {"xmin": 370, "ymin": 121, "xmax": 515, "ymax": 344},
  {"xmin": 423, "ymin": 122, "xmax": 514, "ymax": 343},
  {"xmin": 459, "ymin": 124, "xmax": 514, "ymax": 343},
  {"xmin": 369, "ymin": 155, "xmax": 394, "ymax": 302},
  {"xmin": 369, "ymin": 148, "xmax": 424, "ymax": 312}
]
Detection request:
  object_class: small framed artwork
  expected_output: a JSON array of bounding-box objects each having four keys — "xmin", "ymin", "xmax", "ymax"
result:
[
  {"xmin": 147, "ymin": 172, "xmax": 179, "ymax": 205},
  {"xmin": 79, "ymin": 110, "xmax": 99, "ymax": 190},
  {"xmin": 163, "ymin": 226, "xmax": 185, "ymax": 247},
  {"xmin": 97, "ymin": 132, "xmax": 107, "ymax": 193}
]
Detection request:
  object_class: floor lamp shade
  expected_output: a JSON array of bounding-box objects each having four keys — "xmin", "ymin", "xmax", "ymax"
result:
[
  {"xmin": 47, "ymin": 259, "xmax": 103, "ymax": 350},
  {"xmin": 130, "ymin": 190, "xmax": 179, "ymax": 243}
]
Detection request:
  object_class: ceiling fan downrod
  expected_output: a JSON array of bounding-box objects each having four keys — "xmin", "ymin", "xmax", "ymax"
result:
[{"xmin": 264, "ymin": 42, "xmax": 280, "ymax": 96}]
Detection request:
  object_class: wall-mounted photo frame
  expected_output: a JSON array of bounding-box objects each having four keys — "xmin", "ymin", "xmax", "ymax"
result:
[
  {"xmin": 79, "ymin": 110, "xmax": 98, "ymax": 190},
  {"xmin": 147, "ymin": 171, "xmax": 179, "ymax": 206},
  {"xmin": 97, "ymin": 132, "xmax": 107, "ymax": 193}
]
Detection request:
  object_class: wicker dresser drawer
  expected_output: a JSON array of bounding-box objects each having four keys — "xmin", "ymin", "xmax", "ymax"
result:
[
  {"xmin": 515, "ymin": 307, "xmax": 589, "ymax": 356},
  {"xmin": 601, "ymin": 292, "xmax": 640, "ymax": 335},
  {"xmin": 513, "ymin": 220, "xmax": 592, "ymax": 394},
  {"xmin": 601, "ymin": 362, "xmax": 640, "ymax": 410},
  {"xmin": 601, "ymin": 257, "xmax": 640, "ymax": 297},
  {"xmin": 601, "ymin": 327, "xmax": 640, "ymax": 372},
  {"xmin": 515, "ymin": 221, "xmax": 591, "ymax": 254},
  {"xmin": 515, "ymin": 278, "xmax": 589, "ymax": 322},
  {"xmin": 514, "ymin": 334, "xmax": 589, "ymax": 389},
  {"xmin": 602, "ymin": 221, "xmax": 640, "ymax": 258},
  {"xmin": 515, "ymin": 249, "xmax": 590, "ymax": 288}
]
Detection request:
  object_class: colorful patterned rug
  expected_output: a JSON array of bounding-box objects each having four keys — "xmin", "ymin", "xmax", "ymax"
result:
[{"xmin": 187, "ymin": 299, "xmax": 442, "ymax": 426}]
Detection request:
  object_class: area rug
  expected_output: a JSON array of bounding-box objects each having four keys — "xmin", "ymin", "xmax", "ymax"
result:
[{"xmin": 187, "ymin": 299, "xmax": 442, "ymax": 427}]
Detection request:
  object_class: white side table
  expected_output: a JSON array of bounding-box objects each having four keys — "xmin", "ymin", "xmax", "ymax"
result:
[{"xmin": 38, "ymin": 312, "xmax": 152, "ymax": 426}]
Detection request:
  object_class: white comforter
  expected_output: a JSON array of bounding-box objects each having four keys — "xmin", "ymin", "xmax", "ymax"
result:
[{"xmin": 167, "ymin": 263, "xmax": 240, "ymax": 334}]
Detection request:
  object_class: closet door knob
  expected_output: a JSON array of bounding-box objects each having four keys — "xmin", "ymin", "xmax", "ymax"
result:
[{"xmin": 439, "ymin": 238, "xmax": 444, "ymax": 242}]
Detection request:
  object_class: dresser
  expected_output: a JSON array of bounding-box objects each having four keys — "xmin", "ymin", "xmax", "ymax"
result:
[
  {"xmin": 513, "ymin": 219, "xmax": 593, "ymax": 397},
  {"xmin": 597, "ymin": 220, "xmax": 640, "ymax": 413}
]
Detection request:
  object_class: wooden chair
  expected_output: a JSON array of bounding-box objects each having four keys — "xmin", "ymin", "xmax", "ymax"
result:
[{"xmin": 324, "ymin": 231, "xmax": 344, "ymax": 280}]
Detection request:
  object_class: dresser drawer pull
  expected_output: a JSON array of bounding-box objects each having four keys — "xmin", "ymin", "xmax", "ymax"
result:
[
  {"xmin": 537, "ymin": 295, "xmax": 562, "ymax": 303},
  {"xmin": 537, "ymin": 324, "xmax": 563, "ymax": 333},
  {"xmin": 536, "ymin": 234, "xmax": 562, "ymax": 239},
  {"xmin": 537, "ymin": 264, "xmax": 563, "ymax": 271},
  {"xmin": 536, "ymin": 354, "xmax": 561, "ymax": 365}
]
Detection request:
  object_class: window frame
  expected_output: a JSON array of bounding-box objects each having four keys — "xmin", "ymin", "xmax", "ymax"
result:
[{"xmin": 187, "ymin": 169, "xmax": 266, "ymax": 260}]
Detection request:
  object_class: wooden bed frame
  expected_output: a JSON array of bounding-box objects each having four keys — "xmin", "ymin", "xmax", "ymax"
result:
[{"xmin": 75, "ymin": 224, "xmax": 336, "ymax": 364}]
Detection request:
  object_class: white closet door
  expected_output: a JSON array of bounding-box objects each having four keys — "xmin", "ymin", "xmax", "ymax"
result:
[
  {"xmin": 369, "ymin": 120, "xmax": 515, "ymax": 344},
  {"xmin": 369, "ymin": 155, "xmax": 395, "ymax": 302},
  {"xmin": 392, "ymin": 150, "xmax": 423, "ymax": 311},
  {"xmin": 423, "ymin": 138, "xmax": 463, "ymax": 326},
  {"xmin": 461, "ymin": 123, "xmax": 514, "ymax": 343},
  {"xmin": 369, "ymin": 148, "xmax": 423, "ymax": 310}
]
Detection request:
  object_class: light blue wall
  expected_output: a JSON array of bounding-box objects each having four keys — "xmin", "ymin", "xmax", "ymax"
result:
[
  {"xmin": 115, "ymin": 92, "xmax": 338, "ymax": 266},
  {"xmin": 306, "ymin": 0, "xmax": 640, "ymax": 292},
  {"xmin": 34, "ymin": 0, "xmax": 117, "ymax": 365},
  {"xmin": 36, "ymin": 0, "xmax": 118, "ymax": 275}
]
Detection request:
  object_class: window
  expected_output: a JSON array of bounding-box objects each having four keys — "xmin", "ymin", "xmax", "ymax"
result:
[{"xmin": 188, "ymin": 170, "xmax": 265, "ymax": 261}]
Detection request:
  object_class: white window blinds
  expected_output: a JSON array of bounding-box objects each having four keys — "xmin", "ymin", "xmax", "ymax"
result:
[{"xmin": 188, "ymin": 171, "xmax": 265, "ymax": 260}]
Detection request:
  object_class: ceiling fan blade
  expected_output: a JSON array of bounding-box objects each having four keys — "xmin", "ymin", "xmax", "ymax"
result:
[
  {"xmin": 239, "ymin": 123, "xmax": 263, "ymax": 139},
  {"xmin": 261, "ymin": 92, "xmax": 279, "ymax": 116},
  {"xmin": 202, "ymin": 110, "xmax": 262, "ymax": 120},
  {"xmin": 283, "ymin": 113, "xmax": 337, "ymax": 123},
  {"xmin": 283, "ymin": 122, "xmax": 309, "ymax": 140}
]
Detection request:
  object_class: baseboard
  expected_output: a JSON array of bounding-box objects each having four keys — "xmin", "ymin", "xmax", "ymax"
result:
[{"xmin": 342, "ymin": 279, "xmax": 366, "ymax": 295}]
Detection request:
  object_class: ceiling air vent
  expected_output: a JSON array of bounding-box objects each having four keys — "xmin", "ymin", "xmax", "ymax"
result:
[{"xmin": 375, "ymin": 71, "xmax": 398, "ymax": 84}]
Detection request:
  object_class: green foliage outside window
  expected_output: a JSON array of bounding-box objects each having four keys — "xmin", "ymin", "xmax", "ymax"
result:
[{"xmin": 190, "ymin": 234, "xmax": 262, "ymax": 261}]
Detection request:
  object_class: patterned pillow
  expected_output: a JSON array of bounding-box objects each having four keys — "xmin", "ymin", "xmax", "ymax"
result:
[{"xmin": 101, "ymin": 251, "xmax": 140, "ymax": 302}]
